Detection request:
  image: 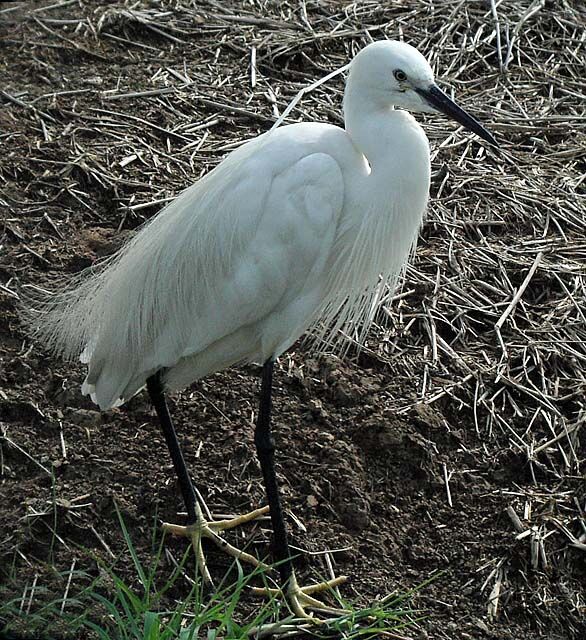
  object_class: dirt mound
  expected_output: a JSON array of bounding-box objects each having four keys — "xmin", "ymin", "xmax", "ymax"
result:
[{"xmin": 1, "ymin": 1, "xmax": 584, "ymax": 638}]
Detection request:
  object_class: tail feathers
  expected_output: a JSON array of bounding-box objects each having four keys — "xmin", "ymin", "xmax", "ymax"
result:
[
  {"xmin": 81, "ymin": 378, "xmax": 124, "ymax": 410},
  {"xmin": 81, "ymin": 357, "xmax": 133, "ymax": 410},
  {"xmin": 81, "ymin": 352, "xmax": 152, "ymax": 410},
  {"xmin": 80, "ymin": 341, "xmax": 95, "ymax": 364}
]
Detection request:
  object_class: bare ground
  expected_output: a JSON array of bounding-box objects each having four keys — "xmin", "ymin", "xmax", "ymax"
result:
[{"xmin": 0, "ymin": 1, "xmax": 585, "ymax": 639}]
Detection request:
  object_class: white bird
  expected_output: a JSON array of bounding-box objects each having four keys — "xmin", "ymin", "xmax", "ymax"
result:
[{"xmin": 23, "ymin": 40, "xmax": 496, "ymax": 618}]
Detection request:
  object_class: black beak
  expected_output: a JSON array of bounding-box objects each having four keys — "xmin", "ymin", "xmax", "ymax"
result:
[{"xmin": 416, "ymin": 84, "xmax": 498, "ymax": 147}]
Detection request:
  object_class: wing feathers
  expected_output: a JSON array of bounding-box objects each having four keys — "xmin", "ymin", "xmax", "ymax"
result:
[{"xmin": 23, "ymin": 133, "xmax": 346, "ymax": 409}]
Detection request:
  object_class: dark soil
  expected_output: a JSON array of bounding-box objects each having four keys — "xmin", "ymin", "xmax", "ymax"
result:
[{"xmin": 1, "ymin": 2, "xmax": 584, "ymax": 640}]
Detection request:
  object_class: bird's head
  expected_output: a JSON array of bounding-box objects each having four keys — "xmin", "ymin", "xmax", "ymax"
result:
[{"xmin": 349, "ymin": 40, "xmax": 497, "ymax": 146}]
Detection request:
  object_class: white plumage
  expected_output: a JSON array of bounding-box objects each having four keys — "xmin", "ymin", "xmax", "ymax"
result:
[{"xmin": 23, "ymin": 41, "xmax": 495, "ymax": 411}]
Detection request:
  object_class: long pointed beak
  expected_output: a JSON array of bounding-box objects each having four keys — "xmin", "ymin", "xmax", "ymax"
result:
[{"xmin": 416, "ymin": 84, "xmax": 498, "ymax": 147}]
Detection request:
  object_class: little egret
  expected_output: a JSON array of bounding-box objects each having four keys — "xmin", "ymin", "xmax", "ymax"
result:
[{"xmin": 23, "ymin": 41, "xmax": 496, "ymax": 618}]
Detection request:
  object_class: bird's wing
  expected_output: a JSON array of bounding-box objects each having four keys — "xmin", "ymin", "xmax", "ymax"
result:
[{"xmin": 83, "ymin": 144, "xmax": 345, "ymax": 408}]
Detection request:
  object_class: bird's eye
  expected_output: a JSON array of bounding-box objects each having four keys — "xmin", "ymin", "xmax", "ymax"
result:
[{"xmin": 394, "ymin": 69, "xmax": 407, "ymax": 82}]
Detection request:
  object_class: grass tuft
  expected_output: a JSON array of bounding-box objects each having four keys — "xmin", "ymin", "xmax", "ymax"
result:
[{"xmin": 1, "ymin": 508, "xmax": 427, "ymax": 639}]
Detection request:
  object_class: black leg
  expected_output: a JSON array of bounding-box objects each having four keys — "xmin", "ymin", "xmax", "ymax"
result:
[
  {"xmin": 146, "ymin": 371, "xmax": 198, "ymax": 524},
  {"xmin": 254, "ymin": 360, "xmax": 293, "ymax": 585}
]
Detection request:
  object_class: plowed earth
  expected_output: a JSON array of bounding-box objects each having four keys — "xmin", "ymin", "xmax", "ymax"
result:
[{"xmin": 1, "ymin": 2, "xmax": 584, "ymax": 639}]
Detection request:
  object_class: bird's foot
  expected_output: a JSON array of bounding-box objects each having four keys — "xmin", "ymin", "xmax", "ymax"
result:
[
  {"xmin": 252, "ymin": 572, "xmax": 349, "ymax": 620},
  {"xmin": 162, "ymin": 505, "xmax": 271, "ymax": 583}
]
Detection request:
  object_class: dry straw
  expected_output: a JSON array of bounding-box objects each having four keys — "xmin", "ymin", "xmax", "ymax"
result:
[{"xmin": 0, "ymin": 0, "xmax": 584, "ymax": 631}]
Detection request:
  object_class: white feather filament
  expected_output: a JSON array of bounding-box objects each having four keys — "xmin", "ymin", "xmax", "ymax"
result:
[{"xmin": 307, "ymin": 196, "xmax": 421, "ymax": 355}]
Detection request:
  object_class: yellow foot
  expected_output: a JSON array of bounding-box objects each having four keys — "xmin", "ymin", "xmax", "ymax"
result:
[
  {"xmin": 162, "ymin": 505, "xmax": 271, "ymax": 583},
  {"xmin": 252, "ymin": 572, "xmax": 349, "ymax": 620}
]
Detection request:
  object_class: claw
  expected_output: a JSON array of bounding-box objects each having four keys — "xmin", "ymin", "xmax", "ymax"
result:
[
  {"xmin": 252, "ymin": 572, "xmax": 349, "ymax": 620},
  {"xmin": 163, "ymin": 504, "xmax": 271, "ymax": 582}
]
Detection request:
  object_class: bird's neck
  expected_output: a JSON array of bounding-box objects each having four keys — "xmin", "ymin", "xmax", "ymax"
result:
[{"xmin": 343, "ymin": 83, "xmax": 397, "ymax": 171}]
